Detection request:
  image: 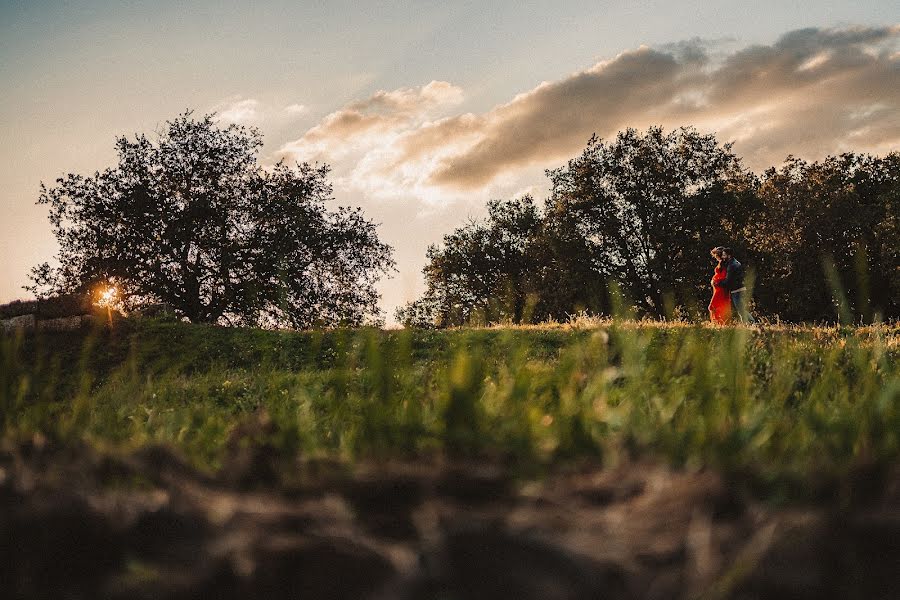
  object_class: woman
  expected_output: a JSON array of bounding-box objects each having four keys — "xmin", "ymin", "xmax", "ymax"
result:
[{"xmin": 708, "ymin": 246, "xmax": 732, "ymax": 324}]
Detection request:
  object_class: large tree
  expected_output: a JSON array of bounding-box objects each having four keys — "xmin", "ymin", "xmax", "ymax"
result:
[
  {"xmin": 29, "ymin": 112, "xmax": 394, "ymax": 327},
  {"xmin": 747, "ymin": 153, "xmax": 900, "ymax": 322},
  {"xmin": 397, "ymin": 197, "xmax": 544, "ymax": 327},
  {"xmin": 546, "ymin": 126, "xmax": 755, "ymax": 317},
  {"xmin": 396, "ymin": 196, "xmax": 608, "ymax": 328},
  {"xmin": 400, "ymin": 127, "xmax": 756, "ymax": 327}
]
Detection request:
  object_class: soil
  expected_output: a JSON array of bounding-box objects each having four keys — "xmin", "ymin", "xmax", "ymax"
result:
[{"xmin": 1, "ymin": 434, "xmax": 898, "ymax": 600}]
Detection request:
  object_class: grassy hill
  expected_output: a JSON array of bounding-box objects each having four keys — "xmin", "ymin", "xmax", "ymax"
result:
[
  {"xmin": 3, "ymin": 318, "xmax": 898, "ymax": 500},
  {"xmin": 3, "ymin": 318, "xmax": 900, "ymax": 599}
]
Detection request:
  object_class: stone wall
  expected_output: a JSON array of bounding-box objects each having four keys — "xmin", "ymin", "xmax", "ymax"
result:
[
  {"xmin": 1, "ymin": 313, "xmax": 92, "ymax": 332},
  {"xmin": 0, "ymin": 313, "xmax": 36, "ymax": 332},
  {"xmin": 37, "ymin": 315, "xmax": 93, "ymax": 331}
]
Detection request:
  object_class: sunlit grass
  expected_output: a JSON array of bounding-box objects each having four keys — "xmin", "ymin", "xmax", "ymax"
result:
[{"xmin": 2, "ymin": 318, "xmax": 898, "ymax": 499}]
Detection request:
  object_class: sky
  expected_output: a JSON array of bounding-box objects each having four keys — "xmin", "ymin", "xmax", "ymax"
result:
[{"xmin": 2, "ymin": 1, "xmax": 899, "ymax": 322}]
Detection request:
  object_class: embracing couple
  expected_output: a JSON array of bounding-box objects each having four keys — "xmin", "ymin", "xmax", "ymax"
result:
[{"xmin": 708, "ymin": 246, "xmax": 754, "ymax": 324}]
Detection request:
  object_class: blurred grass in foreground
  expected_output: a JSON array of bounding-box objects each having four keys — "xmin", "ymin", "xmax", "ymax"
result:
[{"xmin": 2, "ymin": 318, "xmax": 898, "ymax": 500}]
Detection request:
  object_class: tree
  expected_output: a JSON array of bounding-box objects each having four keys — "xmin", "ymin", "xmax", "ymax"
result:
[
  {"xmin": 546, "ymin": 126, "xmax": 755, "ymax": 317},
  {"xmin": 29, "ymin": 112, "xmax": 394, "ymax": 327},
  {"xmin": 400, "ymin": 127, "xmax": 756, "ymax": 327},
  {"xmin": 398, "ymin": 126, "xmax": 899, "ymax": 327},
  {"xmin": 396, "ymin": 195, "xmax": 608, "ymax": 328},
  {"xmin": 747, "ymin": 153, "xmax": 900, "ymax": 322},
  {"xmin": 397, "ymin": 197, "xmax": 544, "ymax": 327}
]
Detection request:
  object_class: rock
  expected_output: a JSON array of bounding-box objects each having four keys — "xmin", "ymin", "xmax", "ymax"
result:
[
  {"xmin": 435, "ymin": 463, "xmax": 514, "ymax": 505},
  {"xmin": 1, "ymin": 443, "xmax": 898, "ymax": 600},
  {"xmin": 37, "ymin": 314, "xmax": 92, "ymax": 331},
  {"xmin": 737, "ymin": 512, "xmax": 900, "ymax": 600}
]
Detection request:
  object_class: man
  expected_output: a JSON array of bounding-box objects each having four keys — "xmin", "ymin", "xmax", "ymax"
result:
[{"xmin": 715, "ymin": 248, "xmax": 754, "ymax": 323}]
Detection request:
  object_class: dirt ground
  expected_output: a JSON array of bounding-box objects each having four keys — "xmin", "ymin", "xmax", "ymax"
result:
[{"xmin": 1, "ymin": 434, "xmax": 898, "ymax": 600}]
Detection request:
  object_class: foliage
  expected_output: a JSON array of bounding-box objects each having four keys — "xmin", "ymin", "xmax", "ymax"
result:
[
  {"xmin": 396, "ymin": 195, "xmax": 611, "ymax": 328},
  {"xmin": 402, "ymin": 127, "xmax": 899, "ymax": 327},
  {"xmin": 2, "ymin": 319, "xmax": 898, "ymax": 500},
  {"xmin": 746, "ymin": 153, "xmax": 900, "ymax": 322},
  {"xmin": 399, "ymin": 197, "xmax": 544, "ymax": 326},
  {"xmin": 29, "ymin": 112, "xmax": 395, "ymax": 327},
  {"xmin": 547, "ymin": 126, "xmax": 755, "ymax": 317}
]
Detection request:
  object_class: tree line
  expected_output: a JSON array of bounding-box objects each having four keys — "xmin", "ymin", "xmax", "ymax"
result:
[
  {"xmin": 26, "ymin": 114, "xmax": 898, "ymax": 327},
  {"xmin": 398, "ymin": 127, "xmax": 899, "ymax": 326}
]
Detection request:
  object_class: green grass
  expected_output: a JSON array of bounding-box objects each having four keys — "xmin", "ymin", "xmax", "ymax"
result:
[{"xmin": 2, "ymin": 318, "xmax": 898, "ymax": 500}]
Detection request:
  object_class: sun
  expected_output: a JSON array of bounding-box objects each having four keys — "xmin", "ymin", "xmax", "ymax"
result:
[{"xmin": 95, "ymin": 285, "xmax": 119, "ymax": 309}]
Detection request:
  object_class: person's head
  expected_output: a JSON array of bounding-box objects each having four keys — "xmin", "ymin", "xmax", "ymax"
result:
[
  {"xmin": 710, "ymin": 246, "xmax": 725, "ymax": 262},
  {"xmin": 722, "ymin": 247, "xmax": 733, "ymax": 260}
]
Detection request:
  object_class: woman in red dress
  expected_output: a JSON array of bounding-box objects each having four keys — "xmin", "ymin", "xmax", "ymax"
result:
[{"xmin": 708, "ymin": 247, "xmax": 732, "ymax": 324}]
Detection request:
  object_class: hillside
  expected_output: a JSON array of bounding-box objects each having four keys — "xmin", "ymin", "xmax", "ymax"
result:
[
  {"xmin": 2, "ymin": 319, "xmax": 899, "ymax": 598},
  {"xmin": 3, "ymin": 318, "xmax": 899, "ymax": 483}
]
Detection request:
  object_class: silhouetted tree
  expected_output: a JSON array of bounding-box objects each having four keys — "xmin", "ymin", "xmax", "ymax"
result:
[
  {"xmin": 401, "ymin": 127, "xmax": 762, "ymax": 327},
  {"xmin": 396, "ymin": 194, "xmax": 611, "ymax": 328},
  {"xmin": 532, "ymin": 196, "xmax": 612, "ymax": 319},
  {"xmin": 29, "ymin": 112, "xmax": 394, "ymax": 327},
  {"xmin": 546, "ymin": 126, "xmax": 755, "ymax": 317},
  {"xmin": 397, "ymin": 197, "xmax": 544, "ymax": 327},
  {"xmin": 403, "ymin": 128, "xmax": 898, "ymax": 327},
  {"xmin": 747, "ymin": 153, "xmax": 900, "ymax": 322}
]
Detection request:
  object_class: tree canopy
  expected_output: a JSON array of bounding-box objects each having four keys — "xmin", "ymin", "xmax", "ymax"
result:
[
  {"xmin": 399, "ymin": 127, "xmax": 899, "ymax": 327},
  {"xmin": 546, "ymin": 127, "xmax": 756, "ymax": 316},
  {"xmin": 748, "ymin": 153, "xmax": 900, "ymax": 322},
  {"xmin": 30, "ymin": 112, "xmax": 395, "ymax": 327},
  {"xmin": 398, "ymin": 196, "xmax": 607, "ymax": 327}
]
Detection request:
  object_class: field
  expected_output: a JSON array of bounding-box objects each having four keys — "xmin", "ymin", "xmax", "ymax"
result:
[{"xmin": 2, "ymin": 318, "xmax": 899, "ymax": 599}]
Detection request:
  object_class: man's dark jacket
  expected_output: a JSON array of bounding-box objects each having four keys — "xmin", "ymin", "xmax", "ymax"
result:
[{"xmin": 715, "ymin": 258, "xmax": 745, "ymax": 291}]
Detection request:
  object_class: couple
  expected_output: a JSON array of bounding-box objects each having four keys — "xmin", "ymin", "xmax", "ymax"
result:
[{"xmin": 708, "ymin": 247, "xmax": 753, "ymax": 324}]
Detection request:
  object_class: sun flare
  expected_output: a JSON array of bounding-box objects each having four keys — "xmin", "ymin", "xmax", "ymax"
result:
[{"xmin": 95, "ymin": 285, "xmax": 119, "ymax": 308}]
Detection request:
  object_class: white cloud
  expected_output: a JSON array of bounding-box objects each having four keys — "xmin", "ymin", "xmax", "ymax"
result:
[
  {"xmin": 284, "ymin": 103, "xmax": 308, "ymax": 115},
  {"xmin": 216, "ymin": 98, "xmax": 261, "ymax": 124},
  {"xmin": 276, "ymin": 80, "xmax": 464, "ymax": 167},
  {"xmin": 276, "ymin": 25, "xmax": 900, "ymax": 203}
]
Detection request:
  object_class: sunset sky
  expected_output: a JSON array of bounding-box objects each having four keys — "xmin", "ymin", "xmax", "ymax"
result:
[{"xmin": 2, "ymin": 1, "xmax": 899, "ymax": 321}]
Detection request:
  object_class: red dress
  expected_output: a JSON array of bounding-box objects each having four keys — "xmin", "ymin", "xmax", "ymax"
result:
[{"xmin": 709, "ymin": 264, "xmax": 732, "ymax": 324}]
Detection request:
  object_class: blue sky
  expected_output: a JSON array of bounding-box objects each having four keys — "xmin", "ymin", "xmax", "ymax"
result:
[{"xmin": 2, "ymin": 1, "xmax": 899, "ymax": 319}]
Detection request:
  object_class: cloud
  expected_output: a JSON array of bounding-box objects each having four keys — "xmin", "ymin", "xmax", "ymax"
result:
[
  {"xmin": 216, "ymin": 98, "xmax": 313, "ymax": 124},
  {"xmin": 216, "ymin": 98, "xmax": 261, "ymax": 124},
  {"xmin": 276, "ymin": 81, "xmax": 464, "ymax": 165},
  {"xmin": 346, "ymin": 80, "xmax": 464, "ymax": 116},
  {"xmin": 284, "ymin": 103, "xmax": 308, "ymax": 115},
  {"xmin": 279, "ymin": 25, "xmax": 900, "ymax": 199}
]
